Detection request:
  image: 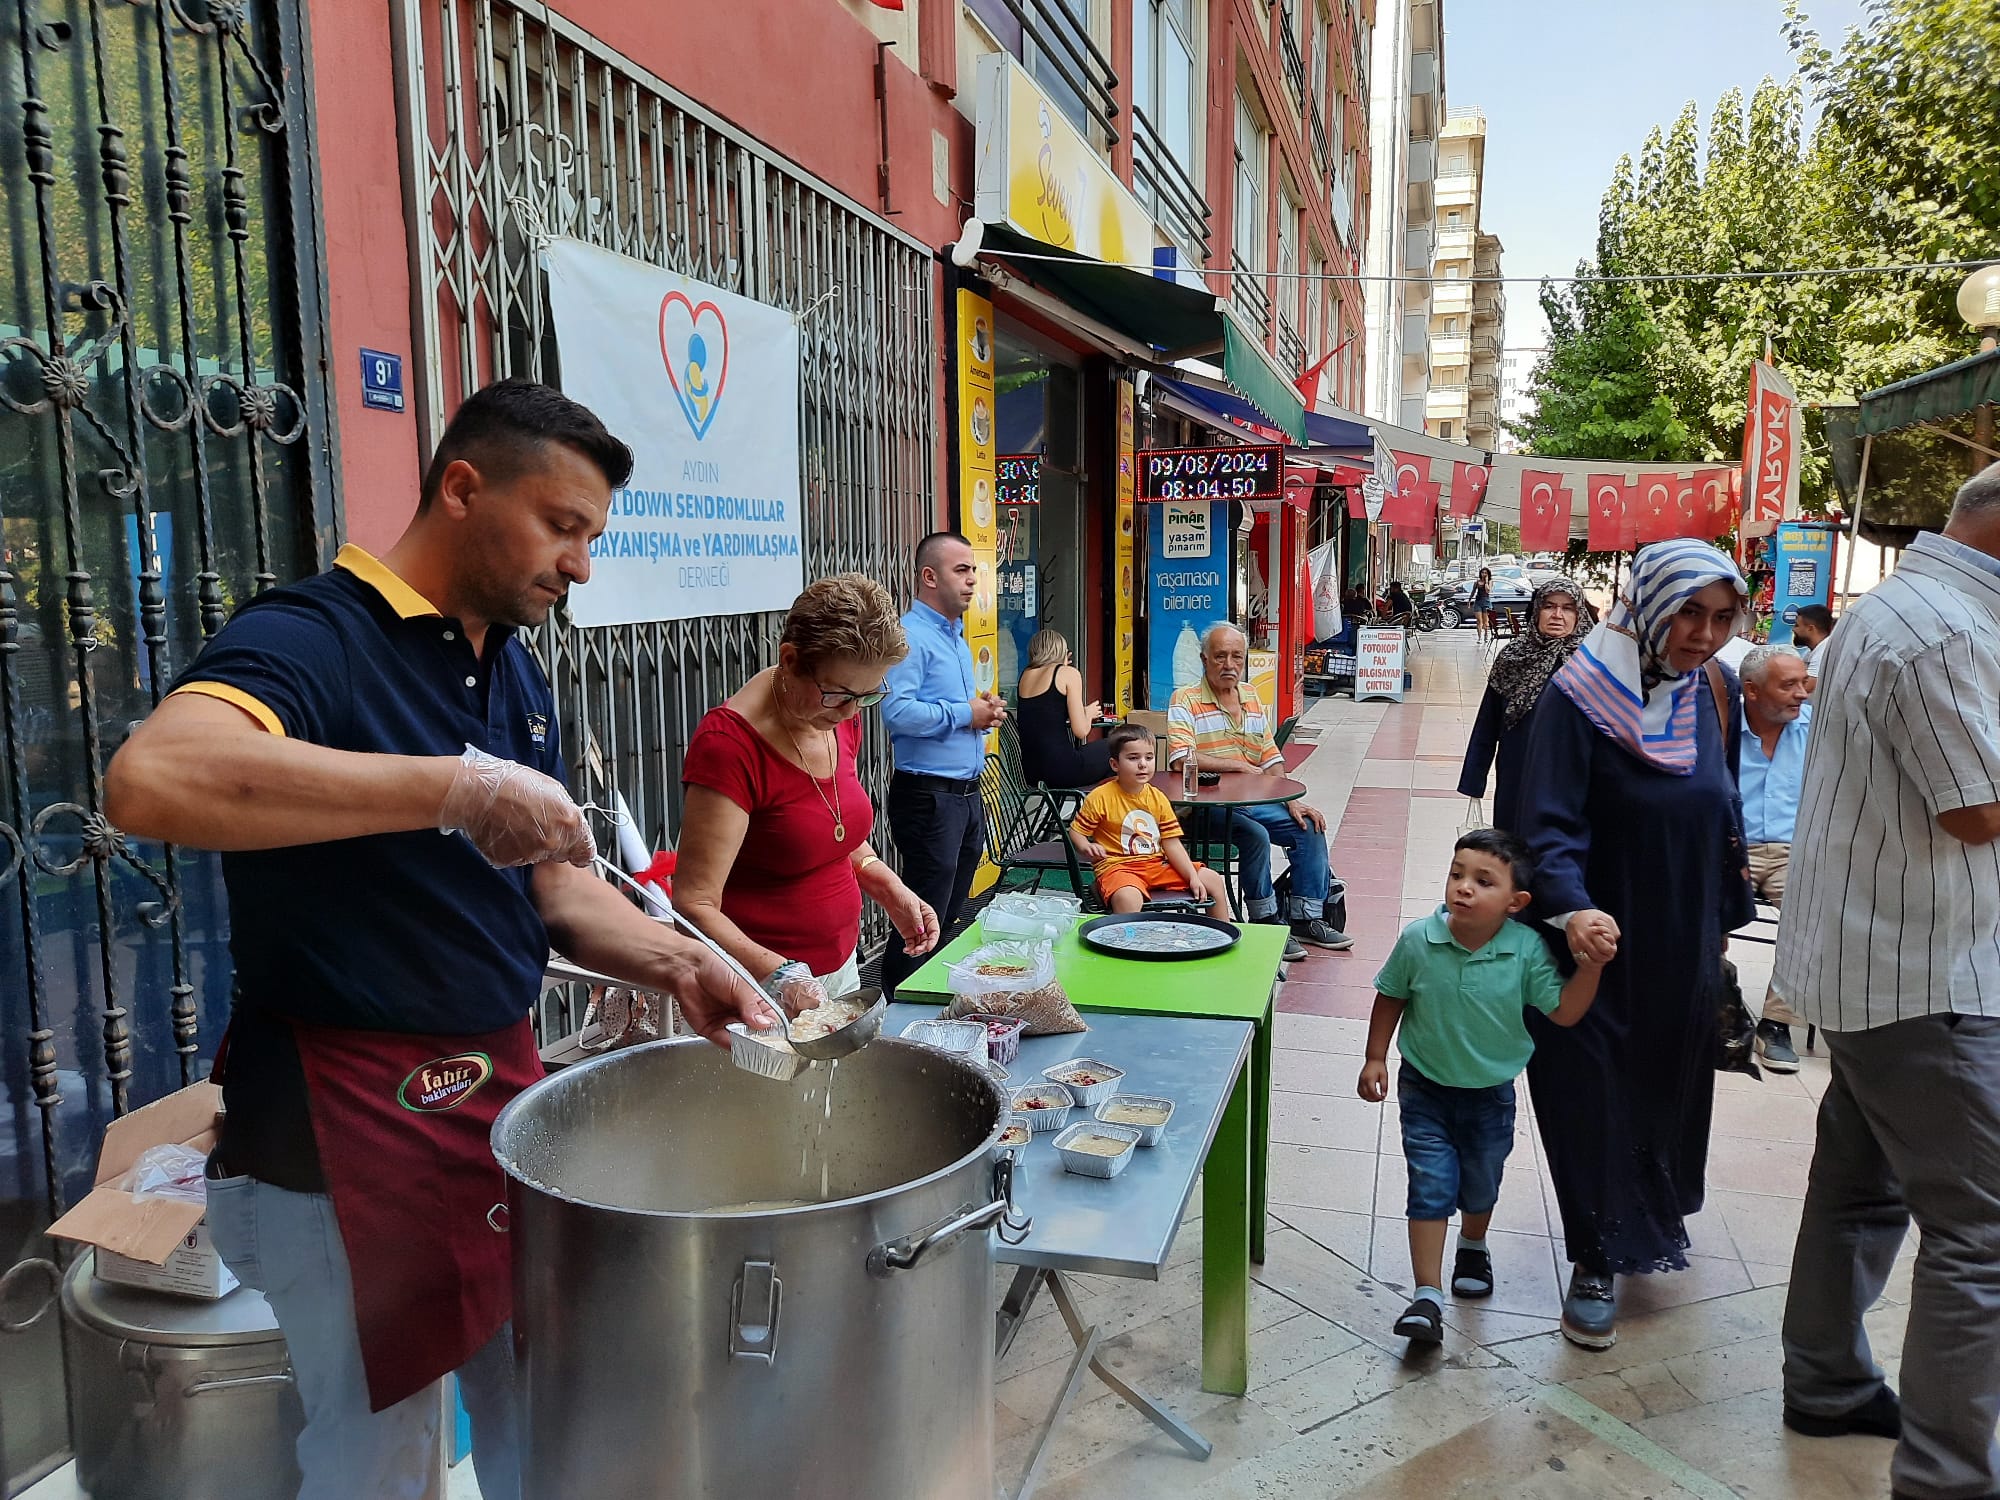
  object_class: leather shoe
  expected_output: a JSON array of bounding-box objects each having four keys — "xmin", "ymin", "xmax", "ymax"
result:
[
  {"xmin": 1784, "ymin": 1385, "xmax": 1900, "ymax": 1440},
  {"xmin": 1560, "ymin": 1268, "xmax": 1616, "ymax": 1349}
]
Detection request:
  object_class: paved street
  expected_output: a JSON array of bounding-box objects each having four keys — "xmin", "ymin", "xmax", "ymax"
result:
[{"xmin": 988, "ymin": 627, "xmax": 1908, "ymax": 1500}]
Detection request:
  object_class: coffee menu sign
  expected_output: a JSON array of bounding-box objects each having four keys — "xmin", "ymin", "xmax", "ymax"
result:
[{"xmin": 1140, "ymin": 446, "xmax": 1285, "ymax": 503}]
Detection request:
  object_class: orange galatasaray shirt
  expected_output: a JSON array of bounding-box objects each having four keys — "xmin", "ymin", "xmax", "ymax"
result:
[{"xmin": 1071, "ymin": 781, "xmax": 1185, "ymax": 875}]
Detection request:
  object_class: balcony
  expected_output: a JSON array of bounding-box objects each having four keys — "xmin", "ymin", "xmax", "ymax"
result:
[
  {"xmin": 1279, "ymin": 2, "xmax": 1308, "ymax": 108},
  {"xmin": 1469, "ymin": 371, "xmax": 1499, "ymax": 396},
  {"xmin": 1430, "ymin": 333, "xmax": 1471, "ymax": 363},
  {"xmin": 1278, "ymin": 318, "xmax": 1307, "ymax": 377},
  {"xmin": 1403, "ymin": 225, "xmax": 1433, "ymax": 274},
  {"xmin": 1427, "ymin": 382, "xmax": 1471, "ymax": 419},
  {"xmin": 1437, "ymin": 172, "xmax": 1477, "ymax": 208},
  {"xmin": 1408, "ymin": 139, "xmax": 1436, "ymax": 185},
  {"xmin": 1232, "ymin": 255, "xmax": 1273, "ymax": 340},
  {"xmin": 1400, "ymin": 394, "xmax": 1428, "ymax": 430},
  {"xmin": 1436, "ymin": 226, "xmax": 1475, "ymax": 260},
  {"xmin": 986, "ymin": 0, "xmax": 1121, "ymax": 149},
  {"xmin": 1471, "ymin": 333, "xmax": 1500, "ymax": 359},
  {"xmin": 1473, "ymin": 287, "xmax": 1505, "ymax": 325},
  {"xmin": 1402, "ymin": 309, "xmax": 1430, "ymax": 350},
  {"xmin": 1410, "ymin": 50, "xmax": 1438, "ymax": 141},
  {"xmin": 1309, "ymin": 94, "xmax": 1332, "ymax": 177},
  {"xmin": 1132, "ymin": 108, "xmax": 1212, "ymax": 261},
  {"xmin": 1433, "ymin": 281, "xmax": 1473, "ymax": 316}
]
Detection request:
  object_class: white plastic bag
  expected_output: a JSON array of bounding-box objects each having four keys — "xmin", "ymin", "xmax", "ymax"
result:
[
  {"xmin": 943, "ymin": 940, "xmax": 1086, "ymax": 1036},
  {"xmin": 978, "ymin": 891, "xmax": 1083, "ymax": 943},
  {"xmin": 123, "ymin": 1144, "xmax": 210, "ymax": 1206},
  {"xmin": 1458, "ymin": 797, "xmax": 1490, "ymax": 836}
]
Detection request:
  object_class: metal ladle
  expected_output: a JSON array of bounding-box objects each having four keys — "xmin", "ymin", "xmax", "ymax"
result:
[{"xmin": 590, "ymin": 855, "xmax": 885, "ymax": 1061}]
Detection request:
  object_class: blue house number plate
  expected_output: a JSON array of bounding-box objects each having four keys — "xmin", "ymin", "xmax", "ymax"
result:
[{"xmin": 361, "ymin": 349, "xmax": 404, "ymax": 412}]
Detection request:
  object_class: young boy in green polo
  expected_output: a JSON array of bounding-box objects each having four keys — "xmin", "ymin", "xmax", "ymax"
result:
[{"xmin": 1357, "ymin": 828, "xmax": 1609, "ymax": 1344}]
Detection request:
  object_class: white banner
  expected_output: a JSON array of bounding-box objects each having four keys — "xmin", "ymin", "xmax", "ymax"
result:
[
  {"xmin": 544, "ymin": 239, "xmax": 803, "ymax": 627},
  {"xmin": 1739, "ymin": 361, "xmax": 1800, "ymax": 540}
]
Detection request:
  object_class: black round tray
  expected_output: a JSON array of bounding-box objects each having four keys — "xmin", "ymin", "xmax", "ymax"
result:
[{"xmin": 1078, "ymin": 911, "xmax": 1242, "ymax": 961}]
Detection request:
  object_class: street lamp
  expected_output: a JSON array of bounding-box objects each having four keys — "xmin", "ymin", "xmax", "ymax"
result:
[{"xmin": 1959, "ymin": 266, "xmax": 2000, "ymax": 467}]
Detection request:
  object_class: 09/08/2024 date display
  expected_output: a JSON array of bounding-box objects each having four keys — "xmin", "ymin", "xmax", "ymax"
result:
[{"xmin": 1140, "ymin": 446, "xmax": 1284, "ymax": 503}]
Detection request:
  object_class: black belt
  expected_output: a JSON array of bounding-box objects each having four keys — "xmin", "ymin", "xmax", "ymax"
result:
[{"xmin": 893, "ymin": 770, "xmax": 982, "ymax": 795}]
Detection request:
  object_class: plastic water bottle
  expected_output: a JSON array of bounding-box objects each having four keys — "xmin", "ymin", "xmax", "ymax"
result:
[{"xmin": 1182, "ymin": 752, "xmax": 1199, "ymax": 799}]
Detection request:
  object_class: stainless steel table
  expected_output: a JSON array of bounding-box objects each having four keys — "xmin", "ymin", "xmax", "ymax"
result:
[{"xmin": 886, "ymin": 1004, "xmax": 1253, "ymax": 1500}]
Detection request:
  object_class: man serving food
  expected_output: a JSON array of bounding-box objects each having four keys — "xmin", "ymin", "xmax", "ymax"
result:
[{"xmin": 104, "ymin": 379, "xmax": 774, "ymax": 1500}]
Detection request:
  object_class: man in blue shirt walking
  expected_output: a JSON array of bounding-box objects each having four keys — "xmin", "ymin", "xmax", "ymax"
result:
[
  {"xmin": 879, "ymin": 531, "xmax": 1008, "ymax": 995},
  {"xmin": 1739, "ymin": 644, "xmax": 1813, "ymax": 1072}
]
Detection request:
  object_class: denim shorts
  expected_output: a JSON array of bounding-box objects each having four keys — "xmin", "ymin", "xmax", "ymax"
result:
[{"xmin": 1398, "ymin": 1061, "xmax": 1517, "ymax": 1220}]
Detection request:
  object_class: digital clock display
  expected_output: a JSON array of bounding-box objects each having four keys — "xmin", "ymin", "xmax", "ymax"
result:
[
  {"xmin": 1139, "ymin": 445, "xmax": 1285, "ymax": 502},
  {"xmin": 995, "ymin": 454, "xmax": 1041, "ymax": 506}
]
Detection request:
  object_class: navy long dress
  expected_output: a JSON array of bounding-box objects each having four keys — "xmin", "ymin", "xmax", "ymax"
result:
[
  {"xmin": 1457, "ymin": 686, "xmax": 1534, "ymax": 831},
  {"xmin": 1517, "ymin": 667, "xmax": 1752, "ymax": 1276}
]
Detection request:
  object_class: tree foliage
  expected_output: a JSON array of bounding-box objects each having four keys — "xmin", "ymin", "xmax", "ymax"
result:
[{"xmin": 1515, "ymin": 0, "xmax": 2000, "ymax": 517}]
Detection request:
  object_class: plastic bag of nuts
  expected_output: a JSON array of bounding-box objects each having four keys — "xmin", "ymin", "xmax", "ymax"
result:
[{"xmin": 943, "ymin": 941, "xmax": 1087, "ymax": 1036}]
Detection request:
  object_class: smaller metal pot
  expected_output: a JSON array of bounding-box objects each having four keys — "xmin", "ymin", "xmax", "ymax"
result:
[{"xmin": 60, "ymin": 1250, "xmax": 304, "ymax": 1500}]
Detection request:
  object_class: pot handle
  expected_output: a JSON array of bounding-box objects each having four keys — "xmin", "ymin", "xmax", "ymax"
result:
[{"xmin": 868, "ymin": 1159, "xmax": 1033, "ymax": 1277}]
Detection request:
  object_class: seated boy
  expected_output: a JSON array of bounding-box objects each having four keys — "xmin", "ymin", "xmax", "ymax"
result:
[
  {"xmin": 1357, "ymin": 828, "xmax": 1608, "ymax": 1345},
  {"xmin": 1069, "ymin": 724, "xmax": 1232, "ymax": 918}
]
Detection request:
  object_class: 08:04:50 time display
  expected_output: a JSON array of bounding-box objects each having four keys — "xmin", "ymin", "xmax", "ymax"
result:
[{"xmin": 1148, "ymin": 475, "xmax": 1268, "ymax": 500}]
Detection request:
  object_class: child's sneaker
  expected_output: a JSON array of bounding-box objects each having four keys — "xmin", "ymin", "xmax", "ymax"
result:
[
  {"xmin": 1392, "ymin": 1296, "xmax": 1444, "ymax": 1344},
  {"xmin": 1451, "ymin": 1245, "xmax": 1495, "ymax": 1298}
]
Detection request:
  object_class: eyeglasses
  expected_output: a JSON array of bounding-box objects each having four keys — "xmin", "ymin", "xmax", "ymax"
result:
[{"xmin": 815, "ymin": 680, "xmax": 888, "ymax": 709}]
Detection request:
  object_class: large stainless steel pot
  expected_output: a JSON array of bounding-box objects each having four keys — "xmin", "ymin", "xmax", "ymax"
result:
[
  {"xmin": 59, "ymin": 1250, "xmax": 304, "ymax": 1500},
  {"xmin": 492, "ymin": 1035, "xmax": 1025, "ymax": 1500}
]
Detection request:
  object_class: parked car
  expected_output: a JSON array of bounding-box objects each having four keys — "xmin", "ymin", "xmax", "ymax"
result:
[{"xmin": 1432, "ymin": 569, "xmax": 1532, "ymax": 630}]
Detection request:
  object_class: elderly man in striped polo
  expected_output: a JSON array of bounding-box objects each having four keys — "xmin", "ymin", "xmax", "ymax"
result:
[
  {"xmin": 1776, "ymin": 461, "xmax": 2000, "ymax": 1500},
  {"xmin": 1166, "ymin": 622, "xmax": 1351, "ymax": 963}
]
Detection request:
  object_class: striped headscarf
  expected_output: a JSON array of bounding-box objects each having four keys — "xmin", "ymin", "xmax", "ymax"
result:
[{"xmin": 1551, "ymin": 539, "xmax": 1748, "ymax": 774}]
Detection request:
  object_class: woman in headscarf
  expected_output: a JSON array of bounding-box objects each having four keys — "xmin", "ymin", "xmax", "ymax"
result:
[
  {"xmin": 1515, "ymin": 539, "xmax": 1756, "ymax": 1351},
  {"xmin": 1457, "ymin": 577, "xmax": 1590, "ymax": 830}
]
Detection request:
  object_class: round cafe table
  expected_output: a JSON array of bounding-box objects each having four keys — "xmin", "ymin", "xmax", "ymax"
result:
[{"xmin": 1169, "ymin": 772, "xmax": 1307, "ymax": 916}]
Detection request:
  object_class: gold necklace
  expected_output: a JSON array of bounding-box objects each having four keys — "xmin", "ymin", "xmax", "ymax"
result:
[{"xmin": 777, "ymin": 684, "xmax": 845, "ymax": 842}]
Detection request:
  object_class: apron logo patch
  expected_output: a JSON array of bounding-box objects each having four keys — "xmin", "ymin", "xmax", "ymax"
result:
[
  {"xmin": 526, "ymin": 712, "xmax": 549, "ymax": 748},
  {"xmin": 398, "ymin": 1052, "xmax": 495, "ymax": 1113}
]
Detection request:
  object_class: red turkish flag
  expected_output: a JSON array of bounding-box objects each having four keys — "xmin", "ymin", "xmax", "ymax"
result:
[
  {"xmin": 1386, "ymin": 452, "xmax": 1443, "ymax": 531},
  {"xmin": 1448, "ymin": 461, "xmax": 1491, "ymax": 518},
  {"xmin": 1584, "ymin": 472, "xmax": 1636, "ymax": 552},
  {"xmin": 1693, "ymin": 467, "xmax": 1737, "ymax": 538},
  {"xmin": 1518, "ymin": 469, "xmax": 1574, "ymax": 553},
  {"xmin": 1632, "ymin": 474, "xmax": 1679, "ymax": 544},
  {"xmin": 1346, "ymin": 485, "xmax": 1368, "ymax": 519}
]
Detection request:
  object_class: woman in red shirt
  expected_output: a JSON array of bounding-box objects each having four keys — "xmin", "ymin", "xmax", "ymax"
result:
[{"xmin": 676, "ymin": 575, "xmax": 939, "ymax": 1008}]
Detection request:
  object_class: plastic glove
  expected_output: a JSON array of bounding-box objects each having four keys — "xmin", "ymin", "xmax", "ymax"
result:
[{"xmin": 438, "ymin": 744, "xmax": 594, "ymax": 868}]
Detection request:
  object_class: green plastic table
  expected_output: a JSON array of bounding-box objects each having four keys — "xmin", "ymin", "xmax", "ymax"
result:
[{"xmin": 898, "ymin": 920, "xmax": 1288, "ymax": 1396}]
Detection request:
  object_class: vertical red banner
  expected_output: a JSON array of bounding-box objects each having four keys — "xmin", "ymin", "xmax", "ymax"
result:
[{"xmin": 1518, "ymin": 469, "xmax": 1574, "ymax": 553}]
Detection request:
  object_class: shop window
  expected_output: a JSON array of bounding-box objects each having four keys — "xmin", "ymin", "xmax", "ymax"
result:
[{"xmin": 1233, "ymin": 94, "xmax": 1265, "ymax": 270}]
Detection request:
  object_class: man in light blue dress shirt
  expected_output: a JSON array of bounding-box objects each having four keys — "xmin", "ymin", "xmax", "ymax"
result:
[
  {"xmin": 1738, "ymin": 644, "xmax": 1812, "ymax": 1072},
  {"xmin": 878, "ymin": 531, "xmax": 1008, "ymax": 995}
]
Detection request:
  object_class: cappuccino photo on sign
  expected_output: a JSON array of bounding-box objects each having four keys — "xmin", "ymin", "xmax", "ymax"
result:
[{"xmin": 543, "ymin": 238, "xmax": 804, "ymax": 627}]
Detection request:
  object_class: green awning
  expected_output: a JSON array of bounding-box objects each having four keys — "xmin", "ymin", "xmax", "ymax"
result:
[
  {"xmin": 1222, "ymin": 315, "xmax": 1307, "ymax": 442},
  {"xmin": 979, "ymin": 225, "xmax": 1225, "ymax": 358},
  {"xmin": 1859, "ymin": 346, "xmax": 2000, "ymax": 436}
]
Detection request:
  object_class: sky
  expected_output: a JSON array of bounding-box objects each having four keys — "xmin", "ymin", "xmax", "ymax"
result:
[{"xmin": 1442, "ymin": 0, "xmax": 1870, "ymax": 349}]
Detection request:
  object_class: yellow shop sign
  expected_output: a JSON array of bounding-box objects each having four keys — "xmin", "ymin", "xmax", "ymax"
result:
[{"xmin": 973, "ymin": 51, "xmax": 1152, "ymax": 264}]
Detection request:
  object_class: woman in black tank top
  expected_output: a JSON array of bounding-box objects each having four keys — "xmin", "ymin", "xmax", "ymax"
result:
[{"xmin": 1015, "ymin": 629, "xmax": 1113, "ymax": 789}]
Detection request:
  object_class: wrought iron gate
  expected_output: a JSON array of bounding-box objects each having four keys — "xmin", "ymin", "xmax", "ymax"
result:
[
  {"xmin": 393, "ymin": 0, "xmax": 938, "ymax": 983},
  {"xmin": 0, "ymin": 0, "xmax": 330, "ymax": 1484}
]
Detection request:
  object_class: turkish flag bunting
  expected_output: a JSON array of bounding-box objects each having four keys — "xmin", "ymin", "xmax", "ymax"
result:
[
  {"xmin": 1448, "ymin": 461, "xmax": 1491, "ymax": 518},
  {"xmin": 1346, "ymin": 485, "xmax": 1369, "ymax": 520},
  {"xmin": 1385, "ymin": 452, "xmax": 1443, "ymax": 531},
  {"xmin": 1693, "ymin": 467, "xmax": 1737, "ymax": 538},
  {"xmin": 867, "ymin": 0, "xmax": 905, "ymax": 8},
  {"xmin": 1584, "ymin": 473, "xmax": 1637, "ymax": 551},
  {"xmin": 1632, "ymin": 474, "xmax": 1679, "ymax": 545},
  {"xmin": 1518, "ymin": 469, "xmax": 1574, "ymax": 553}
]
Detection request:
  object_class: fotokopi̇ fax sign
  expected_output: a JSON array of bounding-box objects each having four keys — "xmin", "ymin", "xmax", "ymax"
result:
[{"xmin": 544, "ymin": 238, "xmax": 804, "ymax": 627}]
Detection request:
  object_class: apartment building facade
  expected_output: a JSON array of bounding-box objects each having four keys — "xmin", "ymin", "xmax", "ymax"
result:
[
  {"xmin": 1424, "ymin": 106, "xmax": 1504, "ymax": 449},
  {"xmin": 1361, "ymin": 0, "xmax": 1442, "ymax": 429}
]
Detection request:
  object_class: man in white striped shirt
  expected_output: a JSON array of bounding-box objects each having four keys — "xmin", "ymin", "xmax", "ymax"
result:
[{"xmin": 1776, "ymin": 462, "xmax": 2000, "ymax": 1500}]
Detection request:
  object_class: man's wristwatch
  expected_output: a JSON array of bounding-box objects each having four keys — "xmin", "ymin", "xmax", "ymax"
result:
[{"xmin": 761, "ymin": 960, "xmax": 812, "ymax": 1001}]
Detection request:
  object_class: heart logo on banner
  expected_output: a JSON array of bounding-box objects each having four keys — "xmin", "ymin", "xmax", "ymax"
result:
[{"xmin": 658, "ymin": 291, "xmax": 730, "ymax": 441}]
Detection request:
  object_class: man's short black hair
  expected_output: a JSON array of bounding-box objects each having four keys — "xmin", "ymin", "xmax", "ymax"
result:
[
  {"xmin": 419, "ymin": 378, "xmax": 633, "ymax": 511},
  {"xmin": 915, "ymin": 530, "xmax": 972, "ymax": 578},
  {"xmin": 1795, "ymin": 604, "xmax": 1834, "ymax": 635},
  {"xmin": 1106, "ymin": 721, "xmax": 1154, "ymax": 758},
  {"xmin": 1455, "ymin": 827, "xmax": 1535, "ymax": 893}
]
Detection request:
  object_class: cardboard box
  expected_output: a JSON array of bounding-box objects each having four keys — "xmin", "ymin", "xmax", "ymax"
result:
[{"xmin": 48, "ymin": 1081, "xmax": 239, "ymax": 1300}]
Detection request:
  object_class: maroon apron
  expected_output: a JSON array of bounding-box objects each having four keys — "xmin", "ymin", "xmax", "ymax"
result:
[{"xmin": 290, "ymin": 1016, "xmax": 543, "ymax": 1411}]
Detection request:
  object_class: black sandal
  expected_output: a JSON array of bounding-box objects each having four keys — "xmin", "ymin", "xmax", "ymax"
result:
[
  {"xmin": 1393, "ymin": 1297, "xmax": 1444, "ymax": 1344},
  {"xmin": 1451, "ymin": 1245, "xmax": 1495, "ymax": 1299}
]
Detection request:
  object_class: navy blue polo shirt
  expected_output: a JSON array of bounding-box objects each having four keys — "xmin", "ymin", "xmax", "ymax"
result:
[{"xmin": 172, "ymin": 545, "xmax": 564, "ymax": 1187}]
